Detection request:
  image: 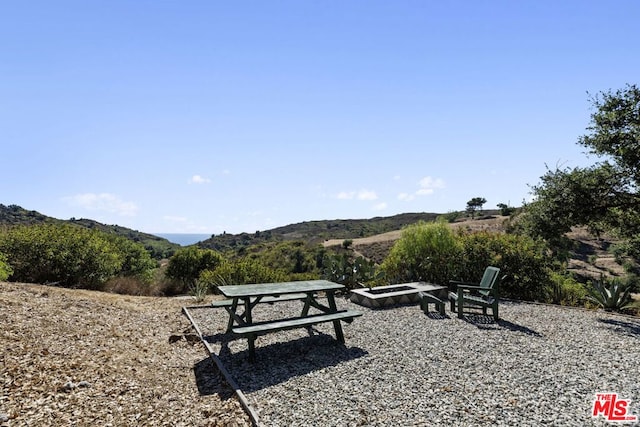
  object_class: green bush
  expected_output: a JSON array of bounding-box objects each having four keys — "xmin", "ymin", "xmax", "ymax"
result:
[
  {"xmin": 546, "ymin": 271, "xmax": 588, "ymax": 306},
  {"xmin": 242, "ymin": 241, "xmax": 324, "ymax": 276},
  {"xmin": 0, "ymin": 224, "xmax": 127, "ymax": 288},
  {"xmin": 457, "ymin": 231, "xmax": 553, "ymax": 301},
  {"xmin": 165, "ymin": 246, "xmax": 225, "ymax": 294},
  {"xmin": 199, "ymin": 258, "xmax": 288, "ymax": 290},
  {"xmin": 0, "ymin": 251, "xmax": 13, "ymax": 281},
  {"xmin": 106, "ymin": 234, "xmax": 157, "ymax": 282},
  {"xmin": 380, "ymin": 221, "xmax": 462, "ymax": 285},
  {"xmin": 380, "ymin": 222, "xmax": 553, "ymax": 302}
]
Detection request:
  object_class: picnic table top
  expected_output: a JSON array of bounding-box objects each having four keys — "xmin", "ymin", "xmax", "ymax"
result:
[{"xmin": 217, "ymin": 279, "xmax": 344, "ymax": 298}]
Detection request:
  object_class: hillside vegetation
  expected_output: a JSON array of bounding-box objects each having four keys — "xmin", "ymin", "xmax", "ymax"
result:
[{"xmin": 0, "ymin": 204, "xmax": 179, "ymax": 260}]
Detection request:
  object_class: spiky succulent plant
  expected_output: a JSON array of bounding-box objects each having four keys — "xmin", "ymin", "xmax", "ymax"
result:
[{"xmin": 585, "ymin": 275, "xmax": 636, "ymax": 312}]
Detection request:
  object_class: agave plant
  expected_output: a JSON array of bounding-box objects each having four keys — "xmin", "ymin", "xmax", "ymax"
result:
[{"xmin": 585, "ymin": 275, "xmax": 636, "ymax": 312}]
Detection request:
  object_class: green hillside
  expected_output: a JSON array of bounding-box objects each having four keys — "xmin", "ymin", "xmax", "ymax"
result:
[{"xmin": 0, "ymin": 204, "xmax": 179, "ymax": 259}]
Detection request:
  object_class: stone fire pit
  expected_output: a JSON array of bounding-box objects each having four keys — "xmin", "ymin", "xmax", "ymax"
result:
[{"xmin": 349, "ymin": 282, "xmax": 446, "ymax": 309}]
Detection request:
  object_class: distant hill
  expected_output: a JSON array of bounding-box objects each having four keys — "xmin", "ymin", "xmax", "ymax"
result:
[
  {"xmin": 196, "ymin": 212, "xmax": 504, "ymax": 252},
  {"xmin": 0, "ymin": 204, "xmax": 179, "ymax": 259},
  {"xmin": 0, "ymin": 203, "xmax": 502, "ymax": 259}
]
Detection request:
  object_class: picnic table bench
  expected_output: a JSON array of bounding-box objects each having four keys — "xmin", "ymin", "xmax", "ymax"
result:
[{"xmin": 216, "ymin": 280, "xmax": 362, "ymax": 360}]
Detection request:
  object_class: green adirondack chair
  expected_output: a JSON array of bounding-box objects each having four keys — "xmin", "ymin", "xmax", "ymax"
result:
[{"xmin": 448, "ymin": 266, "xmax": 501, "ymax": 320}]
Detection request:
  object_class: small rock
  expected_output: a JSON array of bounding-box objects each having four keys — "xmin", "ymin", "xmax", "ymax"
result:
[
  {"xmin": 77, "ymin": 381, "xmax": 91, "ymax": 388},
  {"xmin": 0, "ymin": 413, "xmax": 9, "ymax": 422}
]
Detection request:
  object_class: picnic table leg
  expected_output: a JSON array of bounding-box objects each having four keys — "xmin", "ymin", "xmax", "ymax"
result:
[
  {"xmin": 225, "ymin": 298, "xmax": 239, "ymax": 333},
  {"xmin": 243, "ymin": 298, "xmax": 256, "ymax": 361},
  {"xmin": 326, "ymin": 291, "xmax": 345, "ymax": 343}
]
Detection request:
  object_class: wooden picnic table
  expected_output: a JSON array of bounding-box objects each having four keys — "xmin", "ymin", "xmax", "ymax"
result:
[{"xmin": 216, "ymin": 279, "xmax": 362, "ymax": 360}]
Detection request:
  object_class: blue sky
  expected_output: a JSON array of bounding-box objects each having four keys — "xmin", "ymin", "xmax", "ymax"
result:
[{"xmin": 1, "ymin": 1, "xmax": 638, "ymax": 235}]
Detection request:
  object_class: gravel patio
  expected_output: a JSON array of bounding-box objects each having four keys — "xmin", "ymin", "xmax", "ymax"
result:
[{"xmin": 187, "ymin": 297, "xmax": 640, "ymax": 426}]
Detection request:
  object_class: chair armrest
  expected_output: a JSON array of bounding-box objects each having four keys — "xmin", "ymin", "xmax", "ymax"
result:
[
  {"xmin": 456, "ymin": 284, "xmax": 497, "ymax": 296},
  {"xmin": 456, "ymin": 284, "xmax": 485, "ymax": 290},
  {"xmin": 449, "ymin": 280, "xmax": 478, "ymax": 286},
  {"xmin": 448, "ymin": 280, "xmax": 477, "ymax": 292}
]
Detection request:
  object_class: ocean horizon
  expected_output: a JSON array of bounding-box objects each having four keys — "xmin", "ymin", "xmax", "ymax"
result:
[{"xmin": 154, "ymin": 233, "xmax": 212, "ymax": 246}]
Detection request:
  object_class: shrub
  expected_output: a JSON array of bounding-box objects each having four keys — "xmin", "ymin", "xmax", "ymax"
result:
[
  {"xmin": 380, "ymin": 221, "xmax": 462, "ymax": 285},
  {"xmin": 165, "ymin": 246, "xmax": 224, "ymax": 293},
  {"xmin": 0, "ymin": 251, "xmax": 12, "ymax": 281},
  {"xmin": 106, "ymin": 235, "xmax": 157, "ymax": 282},
  {"xmin": 457, "ymin": 231, "xmax": 553, "ymax": 301},
  {"xmin": 0, "ymin": 224, "xmax": 125, "ymax": 288},
  {"xmin": 242, "ymin": 241, "xmax": 324, "ymax": 276},
  {"xmin": 199, "ymin": 258, "xmax": 288, "ymax": 291},
  {"xmin": 546, "ymin": 271, "xmax": 588, "ymax": 306}
]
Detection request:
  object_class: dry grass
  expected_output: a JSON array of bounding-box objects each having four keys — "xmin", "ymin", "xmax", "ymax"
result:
[{"xmin": 0, "ymin": 282, "xmax": 250, "ymax": 427}]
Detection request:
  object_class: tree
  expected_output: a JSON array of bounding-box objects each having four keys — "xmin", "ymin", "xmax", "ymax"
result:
[
  {"xmin": 497, "ymin": 203, "xmax": 516, "ymax": 216},
  {"xmin": 466, "ymin": 197, "xmax": 487, "ymax": 218},
  {"xmin": 523, "ymin": 84, "xmax": 640, "ymax": 263},
  {"xmin": 165, "ymin": 246, "xmax": 224, "ymax": 292}
]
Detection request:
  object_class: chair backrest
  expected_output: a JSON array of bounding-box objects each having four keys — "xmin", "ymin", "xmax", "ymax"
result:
[{"xmin": 479, "ymin": 266, "xmax": 500, "ymax": 296}]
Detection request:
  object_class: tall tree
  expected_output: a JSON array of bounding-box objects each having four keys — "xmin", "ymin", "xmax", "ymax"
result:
[
  {"xmin": 466, "ymin": 197, "xmax": 487, "ymax": 218},
  {"xmin": 523, "ymin": 84, "xmax": 640, "ymax": 261}
]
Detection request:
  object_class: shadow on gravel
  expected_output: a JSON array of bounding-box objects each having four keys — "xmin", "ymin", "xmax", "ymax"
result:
[
  {"xmin": 193, "ymin": 357, "xmax": 236, "ymax": 399},
  {"xmin": 461, "ymin": 314, "xmax": 542, "ymax": 337},
  {"xmin": 216, "ymin": 333, "xmax": 368, "ymax": 393},
  {"xmin": 598, "ymin": 318, "xmax": 640, "ymax": 337}
]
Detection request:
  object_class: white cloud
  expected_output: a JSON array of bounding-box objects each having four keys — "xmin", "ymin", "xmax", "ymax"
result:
[
  {"xmin": 337, "ymin": 191, "xmax": 355, "ymax": 200},
  {"xmin": 372, "ymin": 202, "xmax": 387, "ymax": 211},
  {"xmin": 63, "ymin": 193, "xmax": 138, "ymax": 216},
  {"xmin": 419, "ymin": 176, "xmax": 445, "ymax": 191},
  {"xmin": 397, "ymin": 176, "xmax": 445, "ymax": 202},
  {"xmin": 357, "ymin": 190, "xmax": 378, "ymax": 201},
  {"xmin": 337, "ymin": 189, "xmax": 378, "ymax": 201},
  {"xmin": 398, "ymin": 192, "xmax": 415, "ymax": 202},
  {"xmin": 189, "ymin": 175, "xmax": 211, "ymax": 184},
  {"xmin": 416, "ymin": 188, "xmax": 435, "ymax": 196}
]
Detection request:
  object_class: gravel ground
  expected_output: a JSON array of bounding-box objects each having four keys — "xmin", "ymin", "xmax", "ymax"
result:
[{"xmin": 190, "ymin": 297, "xmax": 640, "ymax": 427}]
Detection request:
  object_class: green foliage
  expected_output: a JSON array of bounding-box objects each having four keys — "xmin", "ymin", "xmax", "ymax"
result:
[
  {"xmin": 466, "ymin": 197, "xmax": 487, "ymax": 218},
  {"xmin": 190, "ymin": 278, "xmax": 211, "ymax": 302},
  {"xmin": 497, "ymin": 203, "xmax": 517, "ymax": 216},
  {"xmin": 521, "ymin": 164, "xmax": 621, "ymax": 255},
  {"xmin": 105, "ymin": 234, "xmax": 157, "ymax": 282},
  {"xmin": 440, "ymin": 211, "xmax": 462, "ymax": 223},
  {"xmin": 546, "ymin": 271, "xmax": 588, "ymax": 306},
  {"xmin": 165, "ymin": 246, "xmax": 224, "ymax": 293},
  {"xmin": 0, "ymin": 224, "xmax": 130, "ymax": 288},
  {"xmin": 381, "ymin": 221, "xmax": 462, "ymax": 285},
  {"xmin": 0, "ymin": 251, "xmax": 13, "ymax": 281},
  {"xmin": 579, "ymin": 84, "xmax": 640, "ymax": 179},
  {"xmin": 457, "ymin": 231, "xmax": 552, "ymax": 301},
  {"xmin": 239, "ymin": 241, "xmax": 325, "ymax": 280},
  {"xmin": 585, "ymin": 275, "xmax": 637, "ymax": 312},
  {"xmin": 322, "ymin": 253, "xmax": 383, "ymax": 289},
  {"xmin": 0, "ymin": 204, "xmax": 179, "ymax": 260},
  {"xmin": 200, "ymin": 259, "xmax": 288, "ymax": 289},
  {"xmin": 523, "ymin": 84, "xmax": 640, "ymax": 266},
  {"xmin": 382, "ymin": 222, "xmax": 553, "ymax": 301}
]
